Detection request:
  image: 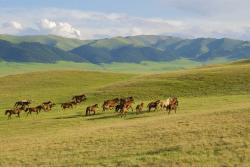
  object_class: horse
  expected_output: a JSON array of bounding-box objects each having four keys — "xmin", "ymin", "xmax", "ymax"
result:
[
  {"xmin": 116, "ymin": 97, "xmax": 134, "ymax": 112},
  {"xmin": 85, "ymin": 104, "xmax": 99, "ymax": 116},
  {"xmin": 72, "ymin": 94, "xmax": 86, "ymax": 103},
  {"xmin": 136, "ymin": 102, "xmax": 144, "ymax": 114},
  {"xmin": 102, "ymin": 98, "xmax": 120, "ymax": 112},
  {"xmin": 45, "ymin": 103, "xmax": 56, "ymax": 111},
  {"xmin": 166, "ymin": 97, "xmax": 179, "ymax": 114},
  {"xmin": 61, "ymin": 102, "xmax": 73, "ymax": 110},
  {"xmin": 5, "ymin": 108, "xmax": 22, "ymax": 119},
  {"xmin": 35, "ymin": 105, "xmax": 46, "ymax": 112},
  {"xmin": 42, "ymin": 101, "xmax": 53, "ymax": 111},
  {"xmin": 14, "ymin": 100, "xmax": 31, "ymax": 108},
  {"xmin": 147, "ymin": 100, "xmax": 161, "ymax": 112},
  {"xmin": 120, "ymin": 101, "xmax": 134, "ymax": 117},
  {"xmin": 160, "ymin": 98, "xmax": 171, "ymax": 110},
  {"xmin": 25, "ymin": 107, "xmax": 39, "ymax": 116}
]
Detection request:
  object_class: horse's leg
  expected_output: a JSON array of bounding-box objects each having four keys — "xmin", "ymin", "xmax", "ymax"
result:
[{"xmin": 8, "ymin": 113, "xmax": 11, "ymax": 119}]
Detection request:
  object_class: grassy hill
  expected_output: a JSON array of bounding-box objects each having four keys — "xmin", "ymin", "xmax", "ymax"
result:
[
  {"xmin": 0, "ymin": 61, "xmax": 250, "ymax": 166},
  {"xmin": 0, "ymin": 34, "xmax": 90, "ymax": 50}
]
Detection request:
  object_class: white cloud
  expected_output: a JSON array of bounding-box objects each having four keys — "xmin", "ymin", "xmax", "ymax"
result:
[
  {"xmin": 40, "ymin": 19, "xmax": 56, "ymax": 29},
  {"xmin": 0, "ymin": 21, "xmax": 23, "ymax": 34},
  {"xmin": 38, "ymin": 18, "xmax": 81, "ymax": 38}
]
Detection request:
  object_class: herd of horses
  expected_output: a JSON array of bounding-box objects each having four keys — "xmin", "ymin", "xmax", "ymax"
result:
[{"xmin": 4, "ymin": 94, "xmax": 179, "ymax": 119}]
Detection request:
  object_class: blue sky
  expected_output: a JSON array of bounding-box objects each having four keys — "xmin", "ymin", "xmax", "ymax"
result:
[
  {"xmin": 0, "ymin": 0, "xmax": 179, "ymax": 18},
  {"xmin": 1, "ymin": 0, "xmax": 250, "ymax": 40}
]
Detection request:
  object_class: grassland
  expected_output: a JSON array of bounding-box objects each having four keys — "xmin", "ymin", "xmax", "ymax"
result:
[
  {"xmin": 0, "ymin": 58, "xmax": 230, "ymax": 77},
  {"xmin": 0, "ymin": 61, "xmax": 250, "ymax": 166}
]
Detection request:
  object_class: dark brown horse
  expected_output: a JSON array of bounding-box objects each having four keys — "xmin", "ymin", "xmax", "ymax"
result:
[
  {"xmin": 5, "ymin": 108, "xmax": 22, "ymax": 119},
  {"xmin": 14, "ymin": 100, "xmax": 31, "ymax": 108},
  {"xmin": 72, "ymin": 94, "xmax": 86, "ymax": 103},
  {"xmin": 25, "ymin": 107, "xmax": 39, "ymax": 115},
  {"xmin": 35, "ymin": 105, "xmax": 46, "ymax": 112},
  {"xmin": 147, "ymin": 100, "xmax": 160, "ymax": 112},
  {"xmin": 61, "ymin": 102, "xmax": 73, "ymax": 110},
  {"xmin": 85, "ymin": 104, "xmax": 99, "ymax": 116}
]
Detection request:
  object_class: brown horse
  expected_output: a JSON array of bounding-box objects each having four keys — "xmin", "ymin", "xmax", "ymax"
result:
[
  {"xmin": 116, "ymin": 97, "xmax": 134, "ymax": 112},
  {"xmin": 72, "ymin": 94, "xmax": 86, "ymax": 103},
  {"xmin": 47, "ymin": 103, "xmax": 56, "ymax": 111},
  {"xmin": 5, "ymin": 108, "xmax": 22, "ymax": 119},
  {"xmin": 102, "ymin": 98, "xmax": 120, "ymax": 112},
  {"xmin": 120, "ymin": 101, "xmax": 134, "ymax": 117},
  {"xmin": 166, "ymin": 97, "xmax": 179, "ymax": 114},
  {"xmin": 147, "ymin": 100, "xmax": 160, "ymax": 112},
  {"xmin": 14, "ymin": 100, "xmax": 31, "ymax": 108},
  {"xmin": 136, "ymin": 102, "xmax": 144, "ymax": 114},
  {"xmin": 42, "ymin": 101, "xmax": 53, "ymax": 111},
  {"xmin": 61, "ymin": 102, "xmax": 73, "ymax": 110},
  {"xmin": 85, "ymin": 104, "xmax": 99, "ymax": 116},
  {"xmin": 25, "ymin": 107, "xmax": 39, "ymax": 115},
  {"xmin": 35, "ymin": 105, "xmax": 46, "ymax": 112}
]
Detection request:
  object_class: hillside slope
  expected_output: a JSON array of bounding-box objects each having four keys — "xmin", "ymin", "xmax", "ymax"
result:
[
  {"xmin": 0, "ymin": 61, "xmax": 250, "ymax": 166},
  {"xmin": 0, "ymin": 40, "xmax": 86, "ymax": 63}
]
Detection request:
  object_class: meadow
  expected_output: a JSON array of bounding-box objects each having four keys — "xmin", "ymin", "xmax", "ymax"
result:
[
  {"xmin": 0, "ymin": 58, "xmax": 229, "ymax": 76},
  {"xmin": 0, "ymin": 61, "xmax": 250, "ymax": 166}
]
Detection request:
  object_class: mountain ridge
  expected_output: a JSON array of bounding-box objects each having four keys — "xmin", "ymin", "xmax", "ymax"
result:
[{"xmin": 0, "ymin": 34, "xmax": 250, "ymax": 64}]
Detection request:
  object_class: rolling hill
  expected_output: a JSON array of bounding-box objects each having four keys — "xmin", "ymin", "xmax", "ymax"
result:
[
  {"xmin": 0, "ymin": 40, "xmax": 86, "ymax": 63},
  {"xmin": 0, "ymin": 34, "xmax": 90, "ymax": 50},
  {"xmin": 1, "ymin": 34, "xmax": 250, "ymax": 64},
  {"xmin": 0, "ymin": 60, "xmax": 249, "ymax": 166}
]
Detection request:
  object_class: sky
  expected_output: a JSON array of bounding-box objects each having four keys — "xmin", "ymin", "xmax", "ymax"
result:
[{"xmin": 0, "ymin": 0, "xmax": 250, "ymax": 40}]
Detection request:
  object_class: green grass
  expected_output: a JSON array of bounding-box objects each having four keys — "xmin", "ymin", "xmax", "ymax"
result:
[
  {"xmin": 0, "ymin": 61, "xmax": 250, "ymax": 166},
  {"xmin": 0, "ymin": 58, "xmax": 231, "ymax": 77}
]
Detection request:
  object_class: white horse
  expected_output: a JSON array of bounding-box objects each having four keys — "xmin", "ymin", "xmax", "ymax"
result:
[{"xmin": 160, "ymin": 98, "xmax": 172, "ymax": 110}]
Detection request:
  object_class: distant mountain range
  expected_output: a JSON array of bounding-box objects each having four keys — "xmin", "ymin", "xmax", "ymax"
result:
[{"xmin": 0, "ymin": 34, "xmax": 250, "ymax": 64}]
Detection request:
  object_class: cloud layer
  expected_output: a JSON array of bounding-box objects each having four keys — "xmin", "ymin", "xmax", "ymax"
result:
[{"xmin": 0, "ymin": 7, "xmax": 250, "ymax": 40}]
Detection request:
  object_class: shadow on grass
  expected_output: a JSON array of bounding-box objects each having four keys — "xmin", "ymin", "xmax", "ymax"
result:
[
  {"xmin": 87, "ymin": 111, "xmax": 151, "ymax": 120},
  {"xmin": 53, "ymin": 110, "xmax": 155, "ymax": 121},
  {"xmin": 53, "ymin": 113, "xmax": 83, "ymax": 120}
]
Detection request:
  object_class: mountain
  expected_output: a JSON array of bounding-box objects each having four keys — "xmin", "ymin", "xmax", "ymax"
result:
[
  {"xmin": 1, "ymin": 34, "xmax": 250, "ymax": 64},
  {"xmin": 0, "ymin": 34, "xmax": 90, "ymax": 51},
  {"xmin": 71, "ymin": 36, "xmax": 250, "ymax": 63},
  {"xmin": 0, "ymin": 40, "xmax": 86, "ymax": 63}
]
